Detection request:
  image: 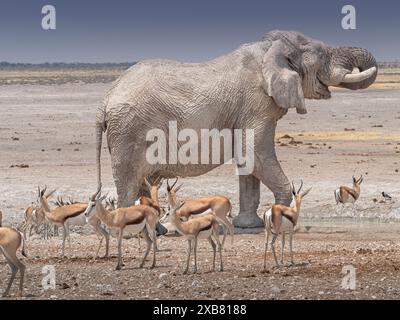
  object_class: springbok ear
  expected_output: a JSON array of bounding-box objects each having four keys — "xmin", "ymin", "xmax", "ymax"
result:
[
  {"xmin": 262, "ymin": 40, "xmax": 306, "ymax": 114},
  {"xmin": 177, "ymin": 201, "xmax": 185, "ymax": 210},
  {"xmin": 301, "ymin": 187, "xmax": 312, "ymax": 198},
  {"xmin": 174, "ymin": 184, "xmax": 183, "ymax": 193},
  {"xmin": 45, "ymin": 189, "xmax": 57, "ymax": 199}
]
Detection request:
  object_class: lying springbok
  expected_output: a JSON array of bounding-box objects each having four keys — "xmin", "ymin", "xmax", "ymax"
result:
[
  {"xmin": 168, "ymin": 200, "xmax": 223, "ymax": 274},
  {"xmin": 84, "ymin": 185, "xmax": 159, "ymax": 270},
  {"xmin": 162, "ymin": 178, "xmax": 233, "ymax": 246},
  {"xmin": 0, "ymin": 223, "xmax": 27, "ymax": 297},
  {"xmin": 263, "ymin": 180, "xmax": 311, "ymax": 269},
  {"xmin": 37, "ymin": 186, "xmax": 109, "ymax": 258},
  {"xmin": 334, "ymin": 175, "xmax": 363, "ymax": 207}
]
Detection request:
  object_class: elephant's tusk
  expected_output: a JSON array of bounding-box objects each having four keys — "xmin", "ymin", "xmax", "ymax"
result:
[{"xmin": 341, "ymin": 66, "xmax": 376, "ymax": 83}]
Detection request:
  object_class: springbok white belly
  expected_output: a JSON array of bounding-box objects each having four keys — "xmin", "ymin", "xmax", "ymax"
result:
[
  {"xmin": 123, "ymin": 219, "xmax": 146, "ymax": 235},
  {"xmin": 177, "ymin": 226, "xmax": 213, "ymax": 240},
  {"xmin": 66, "ymin": 213, "xmax": 87, "ymax": 227}
]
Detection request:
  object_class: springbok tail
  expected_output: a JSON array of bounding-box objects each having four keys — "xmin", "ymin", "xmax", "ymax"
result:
[
  {"xmin": 214, "ymin": 216, "xmax": 233, "ymax": 246},
  {"xmin": 228, "ymin": 202, "xmax": 232, "ymax": 218},
  {"xmin": 264, "ymin": 209, "xmax": 276, "ymax": 235},
  {"xmin": 17, "ymin": 230, "xmax": 28, "ymax": 257},
  {"xmin": 334, "ymin": 189, "xmax": 341, "ymax": 204},
  {"xmin": 227, "ymin": 204, "xmax": 234, "ymax": 245}
]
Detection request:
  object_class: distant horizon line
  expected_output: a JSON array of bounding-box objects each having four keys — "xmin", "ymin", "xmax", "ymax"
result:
[
  {"xmin": 0, "ymin": 61, "xmax": 399, "ymax": 67},
  {"xmin": 0, "ymin": 61, "xmax": 136, "ymax": 67},
  {"xmin": 0, "ymin": 58, "xmax": 400, "ymax": 66}
]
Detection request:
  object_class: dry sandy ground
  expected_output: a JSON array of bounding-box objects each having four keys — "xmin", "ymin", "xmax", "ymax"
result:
[
  {"xmin": 1, "ymin": 228, "xmax": 400, "ymax": 300},
  {"xmin": 0, "ymin": 79, "xmax": 400, "ymax": 299}
]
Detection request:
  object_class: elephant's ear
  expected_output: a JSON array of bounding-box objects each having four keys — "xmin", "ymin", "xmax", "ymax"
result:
[{"xmin": 262, "ymin": 40, "xmax": 307, "ymax": 114}]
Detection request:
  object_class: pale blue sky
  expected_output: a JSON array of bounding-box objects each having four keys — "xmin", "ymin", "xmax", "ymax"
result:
[{"xmin": 0, "ymin": 0, "xmax": 398, "ymax": 62}]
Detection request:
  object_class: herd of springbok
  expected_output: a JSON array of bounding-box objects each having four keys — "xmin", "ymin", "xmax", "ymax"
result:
[{"xmin": 0, "ymin": 175, "xmax": 363, "ymax": 297}]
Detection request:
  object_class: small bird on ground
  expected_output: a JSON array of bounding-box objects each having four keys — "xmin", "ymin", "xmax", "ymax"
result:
[{"xmin": 382, "ymin": 192, "xmax": 392, "ymax": 201}]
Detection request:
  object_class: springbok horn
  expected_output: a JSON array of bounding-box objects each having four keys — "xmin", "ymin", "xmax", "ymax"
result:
[
  {"xmin": 91, "ymin": 184, "xmax": 102, "ymax": 200},
  {"xmin": 171, "ymin": 177, "xmax": 178, "ymax": 190},
  {"xmin": 144, "ymin": 177, "xmax": 152, "ymax": 190},
  {"xmin": 342, "ymin": 67, "xmax": 376, "ymax": 83},
  {"xmin": 42, "ymin": 185, "xmax": 47, "ymax": 197},
  {"xmin": 156, "ymin": 177, "xmax": 163, "ymax": 187},
  {"xmin": 297, "ymin": 180, "xmax": 304, "ymax": 194},
  {"xmin": 291, "ymin": 181, "xmax": 296, "ymax": 195}
]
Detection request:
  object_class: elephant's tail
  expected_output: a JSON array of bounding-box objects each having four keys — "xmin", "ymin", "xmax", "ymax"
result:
[{"xmin": 96, "ymin": 104, "xmax": 107, "ymax": 191}]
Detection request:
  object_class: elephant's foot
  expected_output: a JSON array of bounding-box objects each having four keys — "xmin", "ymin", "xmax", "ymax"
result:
[
  {"xmin": 235, "ymin": 174, "xmax": 263, "ymax": 228},
  {"xmin": 233, "ymin": 212, "xmax": 264, "ymax": 228}
]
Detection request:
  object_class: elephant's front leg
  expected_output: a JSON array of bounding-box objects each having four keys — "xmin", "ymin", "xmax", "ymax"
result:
[
  {"xmin": 254, "ymin": 155, "xmax": 293, "ymax": 206},
  {"xmin": 233, "ymin": 174, "xmax": 263, "ymax": 228}
]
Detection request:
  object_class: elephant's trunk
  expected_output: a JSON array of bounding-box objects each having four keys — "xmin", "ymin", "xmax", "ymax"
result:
[{"xmin": 335, "ymin": 47, "xmax": 378, "ymax": 90}]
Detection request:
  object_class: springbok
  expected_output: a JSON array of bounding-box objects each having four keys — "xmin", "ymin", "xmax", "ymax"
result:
[
  {"xmin": 136, "ymin": 177, "xmax": 164, "ymax": 215},
  {"xmin": 263, "ymin": 180, "xmax": 311, "ymax": 269},
  {"xmin": 37, "ymin": 186, "xmax": 110, "ymax": 258},
  {"xmin": 23, "ymin": 189, "xmax": 56, "ymax": 239},
  {"xmin": 0, "ymin": 224, "xmax": 27, "ymax": 297},
  {"xmin": 335, "ymin": 175, "xmax": 363, "ymax": 205},
  {"xmin": 162, "ymin": 178, "xmax": 234, "ymax": 246},
  {"xmin": 84, "ymin": 185, "xmax": 159, "ymax": 270},
  {"xmin": 135, "ymin": 177, "xmax": 167, "ymax": 250},
  {"xmin": 168, "ymin": 200, "xmax": 223, "ymax": 274}
]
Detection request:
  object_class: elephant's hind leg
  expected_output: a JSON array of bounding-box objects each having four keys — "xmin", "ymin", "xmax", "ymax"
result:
[{"xmin": 111, "ymin": 145, "xmax": 150, "ymax": 207}]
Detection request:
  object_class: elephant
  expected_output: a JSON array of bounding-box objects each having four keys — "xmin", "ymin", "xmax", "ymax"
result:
[{"xmin": 94, "ymin": 30, "xmax": 377, "ymax": 228}]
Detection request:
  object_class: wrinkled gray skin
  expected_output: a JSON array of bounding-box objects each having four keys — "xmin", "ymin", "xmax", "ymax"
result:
[{"xmin": 95, "ymin": 30, "xmax": 377, "ymax": 227}]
